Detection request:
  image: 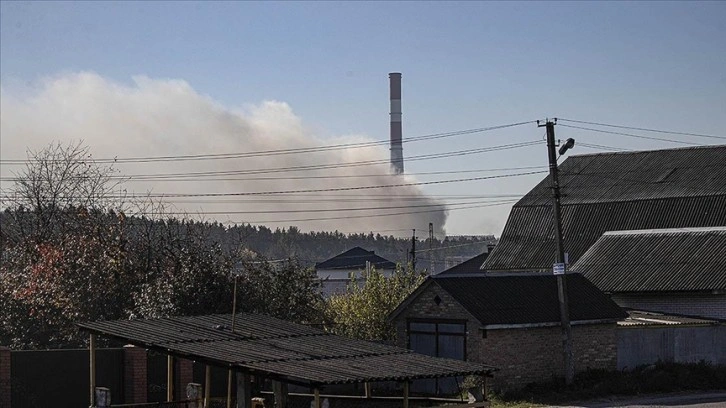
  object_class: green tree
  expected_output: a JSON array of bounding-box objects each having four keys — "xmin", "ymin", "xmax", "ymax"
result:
[{"xmin": 327, "ymin": 264, "xmax": 425, "ymax": 341}]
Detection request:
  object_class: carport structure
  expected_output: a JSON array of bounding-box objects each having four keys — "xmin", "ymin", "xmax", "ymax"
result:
[{"xmin": 78, "ymin": 313, "xmax": 496, "ymax": 408}]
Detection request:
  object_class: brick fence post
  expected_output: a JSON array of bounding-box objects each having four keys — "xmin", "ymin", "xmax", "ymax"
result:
[
  {"xmin": 123, "ymin": 345, "xmax": 147, "ymax": 403},
  {"xmin": 0, "ymin": 346, "xmax": 11, "ymax": 408},
  {"xmin": 177, "ymin": 358, "xmax": 194, "ymax": 401}
]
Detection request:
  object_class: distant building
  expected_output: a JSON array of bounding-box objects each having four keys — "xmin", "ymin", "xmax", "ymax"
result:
[
  {"xmin": 436, "ymin": 245, "xmax": 494, "ymax": 276},
  {"xmin": 389, "ymin": 273, "xmax": 626, "ymax": 392},
  {"xmin": 315, "ymin": 247, "xmax": 396, "ymax": 297}
]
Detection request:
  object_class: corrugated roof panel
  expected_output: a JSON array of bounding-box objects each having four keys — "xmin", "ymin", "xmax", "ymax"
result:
[
  {"xmin": 77, "ymin": 313, "xmax": 495, "ymax": 386},
  {"xmin": 572, "ymin": 227, "xmax": 726, "ymax": 292}
]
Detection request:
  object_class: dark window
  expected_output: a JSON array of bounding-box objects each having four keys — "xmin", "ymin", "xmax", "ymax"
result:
[{"xmin": 408, "ymin": 320, "xmax": 466, "ymax": 396}]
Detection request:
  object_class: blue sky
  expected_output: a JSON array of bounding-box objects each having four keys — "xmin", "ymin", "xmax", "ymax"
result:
[{"xmin": 2, "ymin": 1, "xmax": 725, "ymax": 235}]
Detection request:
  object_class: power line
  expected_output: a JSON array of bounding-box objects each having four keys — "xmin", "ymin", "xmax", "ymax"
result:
[
  {"xmin": 558, "ymin": 118, "xmax": 726, "ymax": 141},
  {"xmin": 577, "ymin": 142, "xmax": 633, "ymax": 152},
  {"xmin": 560, "ymin": 124, "xmax": 701, "ymax": 146},
  {"xmin": 0, "ymin": 170, "xmax": 546, "ymax": 200},
  {"xmin": 81, "ymin": 198, "xmax": 512, "ymax": 216},
  {"xmin": 3, "ymin": 141, "xmax": 540, "ymax": 181},
  {"xmin": 0, "ymin": 120, "xmax": 535, "ymax": 165},
  {"xmin": 224, "ymin": 200, "xmax": 519, "ymax": 224},
  {"xmin": 0, "ymin": 165, "xmax": 548, "ymax": 183}
]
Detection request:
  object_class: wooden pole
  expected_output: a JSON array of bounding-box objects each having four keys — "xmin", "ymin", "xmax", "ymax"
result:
[
  {"xmin": 402, "ymin": 381, "xmax": 409, "ymax": 408},
  {"xmin": 226, "ymin": 369, "xmax": 233, "ymax": 408},
  {"xmin": 313, "ymin": 388, "xmax": 321, "ymax": 408},
  {"xmin": 231, "ymin": 275, "xmax": 238, "ymax": 333},
  {"xmin": 273, "ymin": 380, "xmax": 288, "ymax": 408},
  {"xmin": 204, "ymin": 365, "xmax": 211, "ymax": 408},
  {"xmin": 364, "ymin": 382, "xmax": 372, "ymax": 399},
  {"xmin": 89, "ymin": 333, "xmax": 96, "ymax": 408},
  {"xmin": 167, "ymin": 355, "xmax": 174, "ymax": 401}
]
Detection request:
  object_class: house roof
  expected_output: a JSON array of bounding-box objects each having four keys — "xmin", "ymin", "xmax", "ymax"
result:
[
  {"xmin": 390, "ymin": 274, "xmax": 627, "ymax": 327},
  {"xmin": 571, "ymin": 226, "xmax": 726, "ymax": 293},
  {"xmin": 437, "ymin": 251, "xmax": 489, "ymax": 276},
  {"xmin": 315, "ymin": 246, "xmax": 396, "ymax": 270},
  {"xmin": 484, "ymin": 145, "xmax": 726, "ymax": 272},
  {"xmin": 619, "ymin": 310, "xmax": 723, "ymax": 327},
  {"xmin": 78, "ymin": 313, "xmax": 495, "ymax": 386}
]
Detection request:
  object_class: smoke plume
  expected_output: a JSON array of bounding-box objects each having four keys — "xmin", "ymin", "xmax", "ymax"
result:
[{"xmin": 0, "ymin": 72, "xmax": 448, "ymax": 235}]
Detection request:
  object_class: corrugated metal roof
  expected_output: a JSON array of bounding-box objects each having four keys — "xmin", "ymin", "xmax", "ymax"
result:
[
  {"xmin": 315, "ymin": 247, "xmax": 396, "ymax": 270},
  {"xmin": 430, "ymin": 274, "xmax": 627, "ymax": 326},
  {"xmin": 77, "ymin": 313, "xmax": 494, "ymax": 386},
  {"xmin": 571, "ymin": 226, "xmax": 726, "ymax": 292},
  {"xmin": 484, "ymin": 145, "xmax": 726, "ymax": 272},
  {"xmin": 619, "ymin": 310, "xmax": 723, "ymax": 327}
]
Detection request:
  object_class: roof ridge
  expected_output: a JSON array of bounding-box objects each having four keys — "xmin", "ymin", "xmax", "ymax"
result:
[
  {"xmin": 566, "ymin": 144, "xmax": 726, "ymax": 159},
  {"xmin": 515, "ymin": 193, "xmax": 726, "ymax": 208},
  {"xmin": 603, "ymin": 226, "xmax": 726, "ymax": 236}
]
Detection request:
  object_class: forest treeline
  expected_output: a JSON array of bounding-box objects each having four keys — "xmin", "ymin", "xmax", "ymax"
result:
[{"xmin": 0, "ymin": 142, "xmax": 493, "ymax": 349}]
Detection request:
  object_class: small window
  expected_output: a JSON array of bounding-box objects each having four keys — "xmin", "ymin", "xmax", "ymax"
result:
[
  {"xmin": 409, "ymin": 322, "xmax": 436, "ymax": 332},
  {"xmin": 438, "ymin": 323, "xmax": 465, "ymax": 334}
]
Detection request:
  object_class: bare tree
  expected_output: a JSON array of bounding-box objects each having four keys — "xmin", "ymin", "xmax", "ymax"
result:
[{"xmin": 4, "ymin": 141, "xmax": 126, "ymax": 242}]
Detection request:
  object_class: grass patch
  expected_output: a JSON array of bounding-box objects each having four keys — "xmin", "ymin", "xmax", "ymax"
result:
[{"xmin": 489, "ymin": 361, "xmax": 726, "ymax": 406}]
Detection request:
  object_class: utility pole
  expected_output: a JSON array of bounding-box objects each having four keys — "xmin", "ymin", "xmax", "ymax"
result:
[
  {"xmin": 539, "ymin": 118, "xmax": 574, "ymax": 385},
  {"xmin": 410, "ymin": 229, "xmax": 417, "ymax": 272},
  {"xmin": 429, "ymin": 223, "xmax": 434, "ymax": 275}
]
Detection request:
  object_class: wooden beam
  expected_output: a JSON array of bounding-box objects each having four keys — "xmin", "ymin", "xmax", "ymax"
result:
[
  {"xmin": 313, "ymin": 388, "xmax": 321, "ymax": 408},
  {"xmin": 402, "ymin": 381, "xmax": 409, "ymax": 408},
  {"xmin": 167, "ymin": 355, "xmax": 174, "ymax": 401},
  {"xmin": 364, "ymin": 382, "xmax": 372, "ymax": 399},
  {"xmin": 89, "ymin": 333, "xmax": 96, "ymax": 407},
  {"xmin": 272, "ymin": 380, "xmax": 288, "ymax": 408},
  {"xmin": 204, "ymin": 365, "xmax": 211, "ymax": 408},
  {"xmin": 226, "ymin": 369, "xmax": 233, "ymax": 408},
  {"xmin": 236, "ymin": 372, "xmax": 251, "ymax": 408}
]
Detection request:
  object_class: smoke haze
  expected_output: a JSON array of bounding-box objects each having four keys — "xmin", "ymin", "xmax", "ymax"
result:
[{"xmin": 0, "ymin": 72, "xmax": 448, "ymax": 236}]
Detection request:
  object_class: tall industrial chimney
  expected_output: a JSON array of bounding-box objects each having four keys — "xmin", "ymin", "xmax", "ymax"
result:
[{"xmin": 389, "ymin": 72, "xmax": 404, "ymax": 174}]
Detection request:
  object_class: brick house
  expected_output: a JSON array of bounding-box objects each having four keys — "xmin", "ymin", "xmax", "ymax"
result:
[
  {"xmin": 315, "ymin": 247, "xmax": 396, "ymax": 297},
  {"xmin": 388, "ymin": 274, "xmax": 626, "ymax": 392}
]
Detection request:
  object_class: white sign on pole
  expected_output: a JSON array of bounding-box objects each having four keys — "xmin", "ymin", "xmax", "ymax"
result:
[{"xmin": 553, "ymin": 263, "xmax": 566, "ymax": 275}]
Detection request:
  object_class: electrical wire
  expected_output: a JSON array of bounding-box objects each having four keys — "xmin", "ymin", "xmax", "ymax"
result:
[
  {"xmin": 559, "ymin": 124, "xmax": 701, "ymax": 146},
  {"xmin": 0, "ymin": 120, "xmax": 535, "ymax": 165},
  {"xmin": 224, "ymin": 199, "xmax": 518, "ymax": 224},
  {"xmin": 577, "ymin": 142, "xmax": 633, "ymax": 152},
  {"xmin": 0, "ymin": 169, "xmax": 547, "ymax": 200},
  {"xmin": 0, "ymin": 164, "xmax": 548, "ymax": 183},
  {"xmin": 558, "ymin": 118, "xmax": 726, "ymax": 141}
]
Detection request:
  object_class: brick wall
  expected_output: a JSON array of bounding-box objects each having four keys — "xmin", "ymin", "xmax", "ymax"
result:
[
  {"xmin": 0, "ymin": 346, "xmax": 10, "ymax": 408},
  {"xmin": 611, "ymin": 293, "xmax": 726, "ymax": 320},
  {"xmin": 392, "ymin": 282, "xmax": 619, "ymax": 391},
  {"xmin": 177, "ymin": 358, "xmax": 194, "ymax": 401},
  {"xmin": 124, "ymin": 345, "xmax": 148, "ymax": 403}
]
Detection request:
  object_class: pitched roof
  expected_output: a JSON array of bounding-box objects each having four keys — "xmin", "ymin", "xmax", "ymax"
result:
[
  {"xmin": 571, "ymin": 226, "xmax": 726, "ymax": 293},
  {"xmin": 315, "ymin": 247, "xmax": 396, "ymax": 270},
  {"xmin": 619, "ymin": 310, "xmax": 723, "ymax": 327},
  {"xmin": 437, "ymin": 251, "xmax": 489, "ymax": 275},
  {"xmin": 78, "ymin": 313, "xmax": 495, "ymax": 386},
  {"xmin": 484, "ymin": 145, "xmax": 726, "ymax": 272},
  {"xmin": 390, "ymin": 274, "xmax": 626, "ymax": 327}
]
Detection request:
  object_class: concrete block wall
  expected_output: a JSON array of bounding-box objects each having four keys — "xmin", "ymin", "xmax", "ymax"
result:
[
  {"xmin": 0, "ymin": 346, "xmax": 10, "ymax": 408},
  {"xmin": 392, "ymin": 282, "xmax": 619, "ymax": 391},
  {"xmin": 611, "ymin": 293, "xmax": 726, "ymax": 320}
]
